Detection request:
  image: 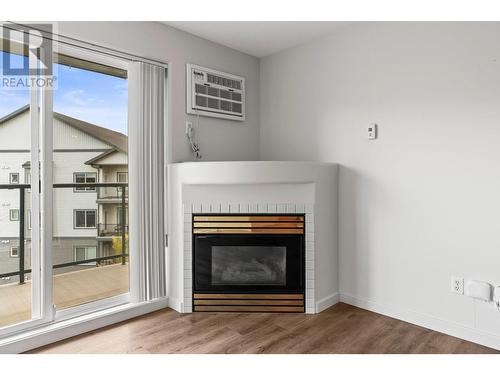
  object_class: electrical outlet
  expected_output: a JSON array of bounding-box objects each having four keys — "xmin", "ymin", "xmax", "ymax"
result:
[{"xmin": 451, "ymin": 276, "xmax": 464, "ymax": 294}]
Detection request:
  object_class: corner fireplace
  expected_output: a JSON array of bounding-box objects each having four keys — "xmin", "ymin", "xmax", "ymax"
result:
[{"xmin": 192, "ymin": 214, "xmax": 305, "ymax": 312}]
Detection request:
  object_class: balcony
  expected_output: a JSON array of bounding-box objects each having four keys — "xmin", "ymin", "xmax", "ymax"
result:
[
  {"xmin": 97, "ymin": 186, "xmax": 128, "ymax": 204},
  {"xmin": 0, "ymin": 182, "xmax": 129, "ymax": 328},
  {"xmin": 0, "ymin": 263, "xmax": 129, "ymax": 328},
  {"xmin": 98, "ymin": 223, "xmax": 129, "ymax": 237}
]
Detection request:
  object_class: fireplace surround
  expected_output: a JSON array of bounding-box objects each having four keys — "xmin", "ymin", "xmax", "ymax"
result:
[
  {"xmin": 192, "ymin": 214, "xmax": 305, "ymax": 312},
  {"xmin": 168, "ymin": 161, "xmax": 339, "ymax": 315}
]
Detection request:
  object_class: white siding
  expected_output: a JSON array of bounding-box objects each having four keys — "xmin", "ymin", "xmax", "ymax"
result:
[
  {"xmin": 53, "ymin": 152, "xmax": 102, "ymax": 237},
  {"xmin": 0, "ymin": 113, "xmax": 118, "ymax": 238},
  {"xmin": 0, "ymin": 110, "xmax": 30, "ymax": 150},
  {"xmin": 0, "ymin": 110, "xmax": 113, "ymax": 151},
  {"xmin": 0, "ymin": 153, "xmax": 30, "ymax": 237},
  {"xmin": 92, "ymin": 151, "xmax": 127, "ymax": 165},
  {"xmin": 53, "ymin": 117, "xmax": 112, "ymax": 150}
]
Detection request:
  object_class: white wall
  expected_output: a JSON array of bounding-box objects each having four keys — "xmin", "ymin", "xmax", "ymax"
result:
[
  {"xmin": 260, "ymin": 22, "xmax": 500, "ymax": 348},
  {"xmin": 57, "ymin": 22, "xmax": 260, "ymax": 162}
]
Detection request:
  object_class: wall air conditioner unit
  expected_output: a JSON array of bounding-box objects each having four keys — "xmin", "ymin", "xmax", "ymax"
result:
[{"xmin": 186, "ymin": 64, "xmax": 245, "ymax": 121}]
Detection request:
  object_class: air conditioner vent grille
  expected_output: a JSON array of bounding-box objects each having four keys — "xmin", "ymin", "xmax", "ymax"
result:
[
  {"xmin": 195, "ymin": 84, "xmax": 207, "ymax": 94},
  {"xmin": 187, "ymin": 64, "xmax": 245, "ymax": 121}
]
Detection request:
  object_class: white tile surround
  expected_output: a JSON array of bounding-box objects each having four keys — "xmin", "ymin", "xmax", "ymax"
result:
[{"xmin": 182, "ymin": 202, "xmax": 315, "ymax": 313}]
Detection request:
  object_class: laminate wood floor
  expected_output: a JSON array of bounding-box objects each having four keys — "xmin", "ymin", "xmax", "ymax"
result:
[{"xmin": 29, "ymin": 303, "xmax": 498, "ymax": 354}]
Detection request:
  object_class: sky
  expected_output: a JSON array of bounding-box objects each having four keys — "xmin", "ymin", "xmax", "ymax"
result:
[{"xmin": 0, "ymin": 51, "xmax": 128, "ymax": 135}]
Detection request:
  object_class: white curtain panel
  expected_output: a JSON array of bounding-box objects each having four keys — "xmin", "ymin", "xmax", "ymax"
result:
[{"xmin": 128, "ymin": 62, "xmax": 166, "ymax": 302}]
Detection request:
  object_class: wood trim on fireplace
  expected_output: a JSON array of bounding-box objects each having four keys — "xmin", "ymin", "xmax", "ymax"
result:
[
  {"xmin": 193, "ymin": 228, "xmax": 304, "ymax": 234},
  {"xmin": 194, "ymin": 306, "xmax": 304, "ymax": 312},
  {"xmin": 194, "ymin": 300, "xmax": 304, "ymax": 306},
  {"xmin": 193, "ymin": 293, "xmax": 305, "ymax": 312},
  {"xmin": 194, "ymin": 222, "xmax": 304, "ymax": 228},
  {"xmin": 192, "ymin": 215, "xmax": 305, "ymax": 235},
  {"xmin": 194, "ymin": 215, "xmax": 304, "ymax": 222},
  {"xmin": 193, "ymin": 293, "xmax": 304, "ymax": 299}
]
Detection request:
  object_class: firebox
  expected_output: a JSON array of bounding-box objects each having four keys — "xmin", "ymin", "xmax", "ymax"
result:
[{"xmin": 192, "ymin": 214, "xmax": 305, "ymax": 312}]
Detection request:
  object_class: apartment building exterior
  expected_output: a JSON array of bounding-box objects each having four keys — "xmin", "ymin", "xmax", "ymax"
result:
[{"xmin": 0, "ymin": 105, "xmax": 128, "ymax": 284}]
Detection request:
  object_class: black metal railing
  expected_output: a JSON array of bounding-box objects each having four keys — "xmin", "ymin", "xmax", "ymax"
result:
[
  {"xmin": 0, "ymin": 182, "xmax": 128, "ymax": 284},
  {"xmin": 98, "ymin": 223, "xmax": 129, "ymax": 237},
  {"xmin": 97, "ymin": 186, "xmax": 128, "ymax": 200}
]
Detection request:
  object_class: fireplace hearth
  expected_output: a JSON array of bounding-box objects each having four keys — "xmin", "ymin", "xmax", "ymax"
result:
[{"xmin": 192, "ymin": 214, "xmax": 305, "ymax": 312}]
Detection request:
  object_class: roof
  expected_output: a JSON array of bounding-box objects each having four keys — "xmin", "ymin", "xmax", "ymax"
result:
[
  {"xmin": 0, "ymin": 105, "xmax": 127, "ymax": 153},
  {"xmin": 84, "ymin": 149, "xmax": 125, "ymax": 166}
]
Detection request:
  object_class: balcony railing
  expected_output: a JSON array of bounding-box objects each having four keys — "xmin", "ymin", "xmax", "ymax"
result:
[
  {"xmin": 97, "ymin": 186, "xmax": 128, "ymax": 200},
  {"xmin": 0, "ymin": 182, "xmax": 128, "ymax": 284},
  {"xmin": 98, "ymin": 223, "xmax": 129, "ymax": 237}
]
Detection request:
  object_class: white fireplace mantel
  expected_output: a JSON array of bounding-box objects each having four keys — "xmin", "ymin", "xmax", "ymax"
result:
[{"xmin": 167, "ymin": 161, "xmax": 339, "ymax": 314}]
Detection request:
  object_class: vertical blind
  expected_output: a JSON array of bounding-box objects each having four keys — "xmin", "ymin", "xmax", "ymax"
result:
[{"xmin": 129, "ymin": 62, "xmax": 167, "ymax": 302}]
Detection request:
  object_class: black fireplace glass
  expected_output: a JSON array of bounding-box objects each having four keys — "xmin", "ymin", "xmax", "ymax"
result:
[
  {"xmin": 194, "ymin": 234, "xmax": 304, "ymax": 293},
  {"xmin": 211, "ymin": 246, "xmax": 286, "ymax": 285}
]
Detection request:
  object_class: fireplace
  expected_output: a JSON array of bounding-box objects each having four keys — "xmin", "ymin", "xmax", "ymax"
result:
[{"xmin": 192, "ymin": 214, "xmax": 305, "ymax": 312}]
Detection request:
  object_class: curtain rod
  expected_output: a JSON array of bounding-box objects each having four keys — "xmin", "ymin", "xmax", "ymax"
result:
[{"xmin": 3, "ymin": 22, "xmax": 169, "ymax": 69}]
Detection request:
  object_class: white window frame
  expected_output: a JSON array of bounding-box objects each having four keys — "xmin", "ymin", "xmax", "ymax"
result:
[
  {"xmin": 9, "ymin": 173, "xmax": 19, "ymax": 184},
  {"xmin": 117, "ymin": 172, "xmax": 128, "ymax": 198},
  {"xmin": 9, "ymin": 247, "xmax": 19, "ymax": 258},
  {"xmin": 26, "ymin": 209, "xmax": 31, "ymax": 230},
  {"xmin": 52, "ymin": 44, "xmax": 133, "ymax": 321},
  {"xmin": 117, "ymin": 206, "xmax": 129, "ymax": 225},
  {"xmin": 73, "ymin": 172, "xmax": 97, "ymax": 192},
  {"xmin": 0, "ymin": 39, "xmax": 47, "ymax": 339},
  {"xmin": 117, "ymin": 171, "xmax": 128, "ymax": 183},
  {"xmin": 9, "ymin": 209, "xmax": 19, "ymax": 221},
  {"xmin": 24, "ymin": 168, "xmax": 31, "ymax": 184},
  {"xmin": 73, "ymin": 246, "xmax": 97, "ymax": 266},
  {"xmin": 74, "ymin": 209, "xmax": 97, "ymax": 229}
]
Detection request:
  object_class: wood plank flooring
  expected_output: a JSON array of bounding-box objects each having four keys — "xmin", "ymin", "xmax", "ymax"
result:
[{"xmin": 29, "ymin": 303, "xmax": 498, "ymax": 354}]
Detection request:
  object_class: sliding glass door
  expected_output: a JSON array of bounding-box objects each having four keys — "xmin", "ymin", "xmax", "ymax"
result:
[
  {"xmin": 0, "ymin": 24, "xmax": 133, "ymax": 337},
  {"xmin": 0, "ymin": 28, "xmax": 44, "ymax": 334},
  {"xmin": 51, "ymin": 45, "xmax": 130, "ymax": 312}
]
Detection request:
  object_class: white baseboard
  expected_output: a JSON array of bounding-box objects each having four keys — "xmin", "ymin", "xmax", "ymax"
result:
[
  {"xmin": 0, "ymin": 297, "xmax": 169, "ymax": 354},
  {"xmin": 316, "ymin": 292, "xmax": 340, "ymax": 313},
  {"xmin": 340, "ymin": 292, "xmax": 500, "ymax": 351},
  {"xmin": 167, "ymin": 296, "xmax": 183, "ymax": 313}
]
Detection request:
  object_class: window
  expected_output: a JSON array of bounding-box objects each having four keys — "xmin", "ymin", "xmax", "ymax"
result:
[
  {"xmin": 9, "ymin": 209, "xmax": 19, "ymax": 221},
  {"xmin": 117, "ymin": 172, "xmax": 128, "ymax": 198},
  {"xmin": 117, "ymin": 207, "xmax": 129, "ymax": 225},
  {"xmin": 74, "ymin": 246, "xmax": 97, "ymax": 266},
  {"xmin": 74, "ymin": 210, "xmax": 97, "ymax": 228},
  {"xmin": 117, "ymin": 172, "xmax": 128, "ymax": 183},
  {"xmin": 74, "ymin": 172, "xmax": 97, "ymax": 192},
  {"xmin": 9, "ymin": 173, "xmax": 19, "ymax": 184},
  {"xmin": 10, "ymin": 247, "xmax": 19, "ymax": 258},
  {"xmin": 25, "ymin": 169, "xmax": 31, "ymax": 184}
]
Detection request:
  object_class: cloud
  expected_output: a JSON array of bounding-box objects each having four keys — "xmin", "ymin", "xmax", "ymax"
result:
[
  {"xmin": 62, "ymin": 89, "xmax": 96, "ymax": 106},
  {"xmin": 0, "ymin": 90, "xmax": 29, "ymax": 118}
]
